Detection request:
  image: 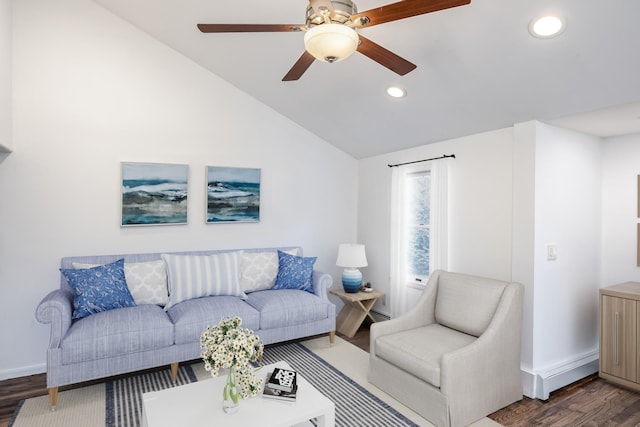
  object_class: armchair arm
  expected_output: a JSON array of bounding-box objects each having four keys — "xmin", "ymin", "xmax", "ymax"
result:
[
  {"xmin": 440, "ymin": 282, "xmax": 524, "ymax": 424},
  {"xmin": 35, "ymin": 289, "xmax": 74, "ymax": 349},
  {"xmin": 312, "ymin": 270, "xmax": 333, "ymax": 301}
]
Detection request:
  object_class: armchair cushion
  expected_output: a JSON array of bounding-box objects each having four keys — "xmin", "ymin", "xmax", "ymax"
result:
[
  {"xmin": 375, "ymin": 324, "xmax": 476, "ymax": 387},
  {"xmin": 435, "ymin": 273, "xmax": 506, "ymax": 337}
]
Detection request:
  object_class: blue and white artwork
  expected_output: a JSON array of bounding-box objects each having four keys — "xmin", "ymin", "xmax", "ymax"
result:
[
  {"xmin": 207, "ymin": 166, "xmax": 260, "ymax": 223},
  {"xmin": 121, "ymin": 162, "xmax": 188, "ymax": 226}
]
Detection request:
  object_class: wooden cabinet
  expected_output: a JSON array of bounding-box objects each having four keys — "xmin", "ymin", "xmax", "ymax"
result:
[{"xmin": 599, "ymin": 282, "xmax": 640, "ymax": 391}]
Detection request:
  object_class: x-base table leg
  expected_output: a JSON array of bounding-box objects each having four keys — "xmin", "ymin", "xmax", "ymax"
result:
[{"xmin": 330, "ymin": 289, "xmax": 385, "ymax": 338}]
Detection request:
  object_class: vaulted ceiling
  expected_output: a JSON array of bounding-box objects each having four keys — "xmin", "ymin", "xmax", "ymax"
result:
[{"xmin": 93, "ymin": 0, "xmax": 640, "ymax": 158}]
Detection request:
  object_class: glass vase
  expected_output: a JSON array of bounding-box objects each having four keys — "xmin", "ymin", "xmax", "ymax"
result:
[{"xmin": 222, "ymin": 366, "xmax": 239, "ymax": 414}]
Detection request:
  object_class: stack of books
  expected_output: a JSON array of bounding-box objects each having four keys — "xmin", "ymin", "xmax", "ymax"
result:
[{"xmin": 262, "ymin": 367, "xmax": 297, "ymax": 402}]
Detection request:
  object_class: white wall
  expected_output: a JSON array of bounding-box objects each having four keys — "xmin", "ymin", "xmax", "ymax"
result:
[
  {"xmin": 514, "ymin": 121, "xmax": 602, "ymax": 398},
  {"xmin": 0, "ymin": 0, "xmax": 358, "ymax": 379},
  {"xmin": 358, "ymin": 127, "xmax": 515, "ymax": 316},
  {"xmin": 602, "ymin": 134, "xmax": 640, "ymax": 285},
  {"xmin": 0, "ymin": 0, "xmax": 11, "ymax": 152},
  {"xmin": 511, "ymin": 121, "xmax": 537, "ymax": 383},
  {"xmin": 530, "ymin": 123, "xmax": 602, "ymax": 398}
]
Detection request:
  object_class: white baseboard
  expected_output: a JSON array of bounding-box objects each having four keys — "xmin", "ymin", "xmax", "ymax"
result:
[
  {"xmin": 521, "ymin": 351, "xmax": 599, "ymax": 400},
  {"xmin": 0, "ymin": 363, "xmax": 46, "ymax": 381}
]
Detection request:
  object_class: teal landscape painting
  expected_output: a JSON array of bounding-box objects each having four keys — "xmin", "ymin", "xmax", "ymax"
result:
[
  {"xmin": 121, "ymin": 162, "xmax": 188, "ymax": 226},
  {"xmin": 207, "ymin": 166, "xmax": 260, "ymax": 223}
]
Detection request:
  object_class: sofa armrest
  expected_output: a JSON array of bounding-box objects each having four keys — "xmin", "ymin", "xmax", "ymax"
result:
[
  {"xmin": 36, "ymin": 289, "xmax": 74, "ymax": 349},
  {"xmin": 312, "ymin": 270, "xmax": 333, "ymax": 300}
]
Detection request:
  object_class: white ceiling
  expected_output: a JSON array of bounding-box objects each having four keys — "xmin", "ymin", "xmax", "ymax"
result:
[{"xmin": 92, "ymin": 0, "xmax": 640, "ymax": 159}]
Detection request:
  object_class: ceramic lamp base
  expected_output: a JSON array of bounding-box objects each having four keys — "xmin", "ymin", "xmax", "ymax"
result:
[{"xmin": 342, "ymin": 268, "xmax": 362, "ymax": 293}]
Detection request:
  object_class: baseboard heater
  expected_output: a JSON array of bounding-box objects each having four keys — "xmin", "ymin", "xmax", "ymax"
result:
[{"xmin": 370, "ymin": 310, "xmax": 390, "ymax": 322}]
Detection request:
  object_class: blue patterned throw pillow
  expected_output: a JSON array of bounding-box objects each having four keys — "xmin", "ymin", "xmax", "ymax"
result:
[
  {"xmin": 61, "ymin": 258, "xmax": 136, "ymax": 319},
  {"xmin": 273, "ymin": 250, "xmax": 316, "ymax": 293}
]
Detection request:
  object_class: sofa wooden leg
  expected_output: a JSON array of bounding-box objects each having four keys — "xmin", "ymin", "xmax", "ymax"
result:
[
  {"xmin": 171, "ymin": 362, "xmax": 179, "ymax": 381},
  {"xmin": 329, "ymin": 330, "xmax": 335, "ymax": 344},
  {"xmin": 48, "ymin": 387, "xmax": 58, "ymax": 411}
]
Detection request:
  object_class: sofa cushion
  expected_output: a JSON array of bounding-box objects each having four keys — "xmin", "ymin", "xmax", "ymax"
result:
[
  {"xmin": 61, "ymin": 304, "xmax": 173, "ymax": 364},
  {"xmin": 167, "ymin": 296, "xmax": 260, "ymax": 345},
  {"xmin": 245, "ymin": 289, "xmax": 330, "ymax": 329},
  {"xmin": 375, "ymin": 324, "xmax": 476, "ymax": 388},
  {"xmin": 60, "ymin": 258, "xmax": 137, "ymax": 319},
  {"xmin": 435, "ymin": 272, "xmax": 506, "ymax": 337},
  {"xmin": 240, "ymin": 249, "xmax": 297, "ymax": 293},
  {"xmin": 162, "ymin": 251, "xmax": 245, "ymax": 310},
  {"xmin": 73, "ymin": 259, "xmax": 169, "ymax": 306},
  {"xmin": 272, "ymin": 251, "xmax": 316, "ymax": 293}
]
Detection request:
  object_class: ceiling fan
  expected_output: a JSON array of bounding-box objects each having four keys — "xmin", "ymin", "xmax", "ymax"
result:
[{"xmin": 198, "ymin": 0, "xmax": 470, "ymax": 81}]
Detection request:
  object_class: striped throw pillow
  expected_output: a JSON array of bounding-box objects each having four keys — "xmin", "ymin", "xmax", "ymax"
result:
[{"xmin": 162, "ymin": 251, "xmax": 245, "ymax": 310}]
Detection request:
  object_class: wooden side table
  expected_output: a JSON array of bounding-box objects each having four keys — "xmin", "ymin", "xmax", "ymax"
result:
[{"xmin": 330, "ymin": 289, "xmax": 385, "ymax": 338}]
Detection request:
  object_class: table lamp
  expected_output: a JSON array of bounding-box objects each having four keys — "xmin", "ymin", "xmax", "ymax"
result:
[{"xmin": 336, "ymin": 243, "xmax": 368, "ymax": 293}]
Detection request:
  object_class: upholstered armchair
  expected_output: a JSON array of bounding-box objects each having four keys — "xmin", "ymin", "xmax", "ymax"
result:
[{"xmin": 368, "ymin": 270, "xmax": 523, "ymax": 427}]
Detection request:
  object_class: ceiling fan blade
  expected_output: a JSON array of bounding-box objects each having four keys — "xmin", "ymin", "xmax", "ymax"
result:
[
  {"xmin": 352, "ymin": 0, "xmax": 470, "ymax": 28},
  {"xmin": 357, "ymin": 35, "xmax": 417, "ymax": 76},
  {"xmin": 197, "ymin": 24, "xmax": 306, "ymax": 33},
  {"xmin": 282, "ymin": 51, "xmax": 316, "ymax": 81}
]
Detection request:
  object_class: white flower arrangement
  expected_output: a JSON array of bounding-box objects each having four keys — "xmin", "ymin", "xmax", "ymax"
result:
[{"xmin": 200, "ymin": 316, "xmax": 265, "ymax": 398}]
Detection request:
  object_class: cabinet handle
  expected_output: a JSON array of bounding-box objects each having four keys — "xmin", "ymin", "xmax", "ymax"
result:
[{"xmin": 614, "ymin": 311, "xmax": 619, "ymax": 366}]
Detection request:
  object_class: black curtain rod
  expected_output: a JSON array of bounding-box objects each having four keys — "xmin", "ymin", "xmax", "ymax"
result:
[{"xmin": 387, "ymin": 154, "xmax": 456, "ymax": 168}]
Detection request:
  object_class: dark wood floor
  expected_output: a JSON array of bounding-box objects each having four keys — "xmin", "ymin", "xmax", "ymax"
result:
[{"xmin": 2, "ymin": 323, "xmax": 639, "ymax": 427}]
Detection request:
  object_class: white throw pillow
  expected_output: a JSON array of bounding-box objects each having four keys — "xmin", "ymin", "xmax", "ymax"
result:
[
  {"xmin": 73, "ymin": 260, "xmax": 169, "ymax": 306},
  {"xmin": 240, "ymin": 249, "xmax": 298, "ymax": 293},
  {"xmin": 162, "ymin": 251, "xmax": 245, "ymax": 310}
]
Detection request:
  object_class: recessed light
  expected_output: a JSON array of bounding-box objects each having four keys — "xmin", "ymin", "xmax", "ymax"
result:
[
  {"xmin": 529, "ymin": 15, "xmax": 566, "ymax": 39},
  {"xmin": 387, "ymin": 86, "xmax": 406, "ymax": 98}
]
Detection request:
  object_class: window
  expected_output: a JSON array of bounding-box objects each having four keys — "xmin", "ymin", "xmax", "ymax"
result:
[
  {"xmin": 390, "ymin": 159, "xmax": 448, "ymax": 317},
  {"xmin": 404, "ymin": 170, "xmax": 431, "ymax": 284}
]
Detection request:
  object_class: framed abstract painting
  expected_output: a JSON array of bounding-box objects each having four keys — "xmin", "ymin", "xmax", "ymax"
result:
[
  {"xmin": 206, "ymin": 166, "xmax": 260, "ymax": 223},
  {"xmin": 121, "ymin": 162, "xmax": 188, "ymax": 226}
]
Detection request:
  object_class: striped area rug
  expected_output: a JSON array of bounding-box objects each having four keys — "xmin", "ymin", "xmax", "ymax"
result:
[
  {"xmin": 103, "ymin": 342, "xmax": 417, "ymax": 427},
  {"xmin": 11, "ymin": 340, "xmax": 423, "ymax": 427},
  {"xmin": 259, "ymin": 342, "xmax": 419, "ymax": 427},
  {"xmin": 106, "ymin": 365, "xmax": 197, "ymax": 427}
]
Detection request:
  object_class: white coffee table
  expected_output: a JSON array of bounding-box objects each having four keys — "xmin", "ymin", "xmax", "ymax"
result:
[{"xmin": 142, "ymin": 361, "xmax": 335, "ymax": 427}]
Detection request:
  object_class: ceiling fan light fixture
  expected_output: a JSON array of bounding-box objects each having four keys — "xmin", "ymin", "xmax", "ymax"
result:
[{"xmin": 304, "ymin": 24, "xmax": 359, "ymax": 63}]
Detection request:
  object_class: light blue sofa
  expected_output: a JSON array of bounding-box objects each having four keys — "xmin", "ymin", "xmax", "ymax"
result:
[{"xmin": 36, "ymin": 246, "xmax": 335, "ymax": 409}]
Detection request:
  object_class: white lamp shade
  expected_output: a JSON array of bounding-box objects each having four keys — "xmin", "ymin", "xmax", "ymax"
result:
[
  {"xmin": 304, "ymin": 24, "xmax": 359, "ymax": 63},
  {"xmin": 336, "ymin": 243, "xmax": 368, "ymax": 268}
]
